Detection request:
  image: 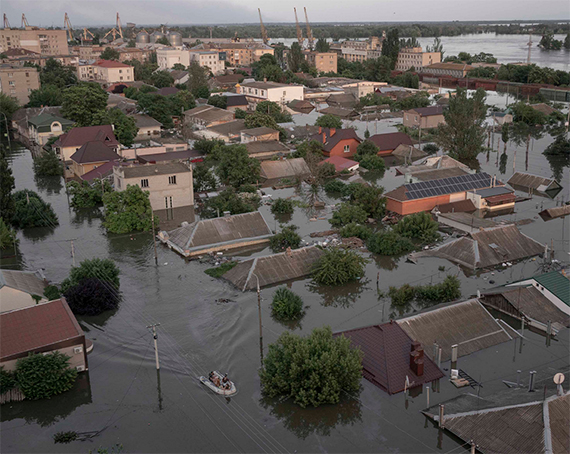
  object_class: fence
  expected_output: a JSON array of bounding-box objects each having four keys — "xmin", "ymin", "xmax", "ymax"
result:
[{"xmin": 0, "ymin": 387, "xmax": 25, "ymax": 404}]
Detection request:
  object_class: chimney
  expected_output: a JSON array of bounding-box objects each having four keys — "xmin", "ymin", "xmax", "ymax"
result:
[
  {"xmin": 223, "ymin": 211, "xmax": 231, "ymax": 217},
  {"xmin": 322, "ymin": 133, "xmax": 326, "ymax": 144},
  {"xmin": 409, "ymin": 341, "xmax": 424, "ymax": 377},
  {"xmin": 329, "ymin": 128, "xmax": 336, "ymax": 136},
  {"xmin": 318, "ymin": 126, "xmax": 322, "ymax": 134},
  {"xmin": 263, "ymin": 77, "xmax": 267, "ymax": 82}
]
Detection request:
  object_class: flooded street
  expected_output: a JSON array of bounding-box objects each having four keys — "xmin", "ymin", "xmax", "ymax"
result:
[{"xmin": 1, "ymin": 97, "xmax": 569, "ymax": 453}]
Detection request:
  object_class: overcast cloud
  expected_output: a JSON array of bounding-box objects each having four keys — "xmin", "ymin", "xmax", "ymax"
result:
[{"xmin": 2, "ymin": 0, "xmax": 569, "ymax": 27}]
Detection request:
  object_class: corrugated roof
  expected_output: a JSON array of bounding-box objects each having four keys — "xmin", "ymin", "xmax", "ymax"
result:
[
  {"xmin": 533, "ymin": 271, "xmax": 570, "ymax": 307},
  {"xmin": 0, "ymin": 270, "xmax": 46, "ymax": 296},
  {"xmin": 245, "ymin": 141, "xmax": 290, "ymax": 155},
  {"xmin": 471, "ymin": 186, "xmax": 514, "ymax": 198},
  {"xmin": 0, "ymin": 299, "xmax": 83, "ymax": 361},
  {"xmin": 205, "ymin": 119, "xmax": 246, "ymax": 136},
  {"xmin": 539, "ymin": 205, "xmax": 570, "ymax": 221},
  {"xmin": 397, "ymin": 299, "xmax": 515, "ymax": 362},
  {"xmin": 507, "ymin": 172, "xmax": 561, "ymax": 192},
  {"xmin": 242, "ymin": 127, "xmax": 278, "ymax": 137},
  {"xmin": 335, "ymin": 321, "xmax": 444, "ymax": 395},
  {"xmin": 162, "ymin": 211, "xmax": 273, "ymax": 254},
  {"xmin": 70, "ymin": 141, "xmax": 121, "ymax": 164},
  {"xmin": 185, "ymin": 105, "xmax": 234, "ymax": 123},
  {"xmin": 412, "ymin": 224, "xmax": 545, "ymax": 270},
  {"xmin": 437, "ymin": 212, "xmax": 498, "ymax": 229},
  {"xmin": 120, "ymin": 162, "xmax": 190, "ymax": 179},
  {"xmin": 408, "ymin": 105, "xmax": 445, "ymax": 117},
  {"xmin": 368, "ymin": 132, "xmax": 413, "ymax": 152},
  {"xmin": 260, "ymin": 158, "xmax": 311, "ymax": 181},
  {"xmin": 130, "ymin": 114, "xmax": 163, "ymax": 128},
  {"xmin": 548, "ymin": 394, "xmax": 570, "ymax": 454},
  {"xmin": 319, "ymin": 107, "xmax": 358, "ymax": 118},
  {"xmin": 223, "ymin": 246, "xmax": 324, "ymax": 291}
]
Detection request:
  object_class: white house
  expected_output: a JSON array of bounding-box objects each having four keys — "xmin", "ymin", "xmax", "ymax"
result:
[{"xmin": 237, "ymin": 81, "xmax": 304, "ymax": 108}]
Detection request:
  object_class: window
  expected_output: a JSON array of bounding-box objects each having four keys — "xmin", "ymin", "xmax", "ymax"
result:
[
  {"xmin": 141, "ymin": 179, "xmax": 149, "ymax": 188},
  {"xmin": 165, "ymin": 196, "xmax": 173, "ymax": 208},
  {"xmin": 8, "ymin": 81, "xmax": 15, "ymax": 86},
  {"xmin": 343, "ymin": 145, "xmax": 350, "ymax": 153},
  {"xmin": 168, "ymin": 175, "xmax": 177, "ymax": 185}
]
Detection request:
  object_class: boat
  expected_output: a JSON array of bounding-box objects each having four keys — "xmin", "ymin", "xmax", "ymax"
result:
[{"xmin": 199, "ymin": 371, "xmax": 237, "ymax": 396}]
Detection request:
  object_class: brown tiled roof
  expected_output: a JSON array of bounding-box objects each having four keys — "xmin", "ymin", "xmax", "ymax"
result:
[
  {"xmin": 368, "ymin": 132, "xmax": 413, "ymax": 152},
  {"xmin": 0, "ymin": 299, "xmax": 83, "ymax": 361},
  {"xmin": 156, "ymin": 87, "xmax": 179, "ymax": 97},
  {"xmin": 435, "ymin": 199, "xmax": 477, "ymax": 213},
  {"xmin": 335, "ymin": 321, "xmax": 444, "ymax": 395},
  {"xmin": 55, "ymin": 125, "xmax": 118, "ymax": 148},
  {"xmin": 530, "ymin": 103, "xmax": 557, "ymax": 116},
  {"xmin": 70, "ymin": 141, "xmax": 121, "ymax": 164},
  {"xmin": 94, "ymin": 59, "xmax": 132, "ymax": 68},
  {"xmin": 226, "ymin": 95, "xmax": 248, "ymax": 107},
  {"xmin": 308, "ymin": 128, "xmax": 361, "ymax": 153},
  {"xmin": 408, "ymin": 105, "xmax": 445, "ymax": 117}
]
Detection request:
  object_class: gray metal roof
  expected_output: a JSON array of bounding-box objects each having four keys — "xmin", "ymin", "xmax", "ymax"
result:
[
  {"xmin": 120, "ymin": 162, "xmax": 190, "ymax": 179},
  {"xmin": 437, "ymin": 212, "xmax": 497, "ymax": 229},
  {"xmin": 260, "ymin": 158, "xmax": 311, "ymax": 181},
  {"xmin": 507, "ymin": 172, "xmax": 562, "ymax": 192},
  {"xmin": 0, "ymin": 270, "xmax": 46, "ymax": 296},
  {"xmin": 471, "ymin": 186, "xmax": 513, "ymax": 197}
]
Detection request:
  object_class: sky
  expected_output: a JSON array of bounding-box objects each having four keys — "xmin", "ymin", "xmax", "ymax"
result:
[{"xmin": 2, "ymin": 0, "xmax": 569, "ymax": 27}]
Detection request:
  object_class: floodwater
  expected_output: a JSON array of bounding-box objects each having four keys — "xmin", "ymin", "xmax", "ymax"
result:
[
  {"xmin": 273, "ymin": 34, "xmax": 570, "ymax": 71},
  {"xmin": 1, "ymin": 97, "xmax": 570, "ymax": 453}
]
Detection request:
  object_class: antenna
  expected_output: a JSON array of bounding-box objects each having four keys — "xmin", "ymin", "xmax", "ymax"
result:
[
  {"xmin": 258, "ymin": 8, "xmax": 269, "ymax": 45},
  {"xmin": 4, "ymin": 14, "xmax": 11, "ymax": 29},
  {"xmin": 21, "ymin": 13, "xmax": 29, "ymax": 29},
  {"xmin": 294, "ymin": 7, "xmax": 303, "ymax": 46},
  {"xmin": 304, "ymin": 7, "xmax": 314, "ymax": 50},
  {"xmin": 116, "ymin": 13, "xmax": 123, "ymax": 39}
]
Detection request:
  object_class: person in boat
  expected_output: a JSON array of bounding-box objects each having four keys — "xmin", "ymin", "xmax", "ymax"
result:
[{"xmin": 222, "ymin": 373, "xmax": 230, "ymax": 389}]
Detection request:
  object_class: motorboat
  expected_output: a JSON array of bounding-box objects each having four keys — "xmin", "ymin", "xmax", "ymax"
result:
[{"xmin": 199, "ymin": 371, "xmax": 237, "ymax": 396}]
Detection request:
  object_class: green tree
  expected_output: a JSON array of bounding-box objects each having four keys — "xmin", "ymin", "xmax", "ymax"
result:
[
  {"xmin": 215, "ymin": 144, "xmax": 261, "ymax": 188},
  {"xmin": 565, "ymin": 33, "xmax": 570, "ymax": 50},
  {"xmin": 207, "ymin": 94, "xmax": 227, "ymax": 109},
  {"xmin": 193, "ymin": 164, "xmax": 217, "ymax": 192},
  {"xmin": 200, "ymin": 188, "xmax": 260, "ymax": 219},
  {"xmin": 339, "ymin": 223, "xmax": 372, "ymax": 240},
  {"xmin": 64, "ymin": 278, "xmax": 120, "ymax": 315},
  {"xmin": 315, "ymin": 38, "xmax": 330, "ymax": 53},
  {"xmin": 539, "ymin": 32, "xmax": 563, "ymax": 50},
  {"xmin": 355, "ymin": 140, "xmax": 379, "ymax": 158},
  {"xmin": 100, "ymin": 47, "xmax": 120, "ymax": 61},
  {"xmin": 358, "ymin": 154, "xmax": 385, "ymax": 171},
  {"xmin": 252, "ymin": 54, "xmax": 284, "ymax": 82},
  {"xmin": 15, "ymin": 352, "xmax": 78, "ymax": 400},
  {"xmin": 381, "ymin": 28, "xmax": 400, "ymax": 69},
  {"xmin": 288, "ymin": 42, "xmax": 304, "ymax": 73},
  {"xmin": 27, "ymin": 85, "xmax": 63, "ymax": 107},
  {"xmin": 344, "ymin": 183, "xmax": 386, "ymax": 219},
  {"xmin": 187, "ymin": 61, "xmax": 209, "ymax": 95},
  {"xmin": 150, "ymin": 70, "xmax": 174, "ymax": 88},
  {"xmin": 426, "ymin": 37, "xmax": 444, "ymax": 58},
  {"xmin": 39, "ymin": 58, "xmax": 78, "ymax": 88},
  {"xmin": 44, "ymin": 285, "xmax": 60, "ymax": 301},
  {"xmin": 367, "ymin": 231, "xmax": 414, "ymax": 255},
  {"xmin": 271, "ymin": 287, "xmax": 304, "ymax": 321},
  {"xmin": 104, "ymin": 108, "xmax": 138, "ymax": 146},
  {"xmin": 292, "ymin": 140, "xmax": 323, "ymax": 159},
  {"xmin": 61, "ymin": 83, "xmax": 108, "ymax": 127},
  {"xmin": 0, "ymin": 367, "xmax": 16, "ymax": 393},
  {"xmin": 156, "ymin": 36, "xmax": 170, "ymax": 46},
  {"xmin": 435, "ymin": 88, "xmax": 487, "ymax": 163},
  {"xmin": 315, "ymin": 114, "xmax": 342, "ymax": 129},
  {"xmin": 256, "ymin": 101, "xmax": 292, "ymax": 123},
  {"xmin": 234, "ymin": 108, "xmax": 247, "ymax": 119},
  {"xmin": 393, "ymin": 212, "xmax": 439, "ymax": 242},
  {"xmin": 259, "ymin": 326, "xmax": 363, "ymax": 408},
  {"xmin": 270, "ymin": 225, "xmax": 301, "ymax": 252},
  {"xmin": 60, "ymin": 258, "xmax": 120, "ymax": 293},
  {"xmin": 33, "ymin": 150, "xmax": 62, "ymax": 176},
  {"xmin": 0, "ymin": 145, "xmax": 16, "ymax": 223},
  {"xmin": 67, "ymin": 180, "xmax": 112, "ymax": 208},
  {"xmin": 127, "ymin": 39, "xmax": 136, "ymax": 48},
  {"xmin": 244, "ymin": 113, "xmax": 286, "ymax": 140},
  {"xmin": 0, "ymin": 217, "xmax": 18, "ymax": 250},
  {"xmin": 123, "ymin": 59, "xmax": 158, "ymax": 82},
  {"xmin": 330, "ymin": 202, "xmax": 368, "ymax": 227},
  {"xmin": 312, "ymin": 247, "xmax": 367, "ymax": 286},
  {"xmin": 271, "ymin": 198, "xmax": 294, "ymax": 214},
  {"xmin": 12, "ymin": 190, "xmax": 59, "ymax": 229},
  {"xmin": 544, "ymin": 134, "xmax": 570, "ymax": 155},
  {"xmin": 193, "ymin": 86, "xmax": 210, "ymax": 99},
  {"xmin": 423, "ymin": 143, "xmax": 439, "ymax": 154},
  {"xmin": 102, "ymin": 185, "xmax": 153, "ymax": 234},
  {"xmin": 172, "ymin": 63, "xmax": 186, "ymax": 71},
  {"xmin": 511, "ymin": 102, "xmax": 547, "ymax": 125},
  {"xmin": 0, "ymin": 92, "xmax": 20, "ymax": 121}
]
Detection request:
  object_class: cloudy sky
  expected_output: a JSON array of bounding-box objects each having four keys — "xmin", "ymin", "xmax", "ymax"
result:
[{"xmin": 2, "ymin": 0, "xmax": 568, "ymax": 26}]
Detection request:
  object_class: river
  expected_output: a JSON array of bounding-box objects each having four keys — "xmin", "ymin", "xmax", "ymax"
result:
[{"xmin": 1, "ymin": 99, "xmax": 569, "ymax": 452}]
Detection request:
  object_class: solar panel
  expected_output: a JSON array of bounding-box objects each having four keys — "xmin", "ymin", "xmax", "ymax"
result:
[{"xmin": 404, "ymin": 172, "xmax": 492, "ymax": 200}]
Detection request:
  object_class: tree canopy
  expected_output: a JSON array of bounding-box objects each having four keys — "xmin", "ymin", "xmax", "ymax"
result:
[
  {"xmin": 39, "ymin": 58, "xmax": 78, "ymax": 88},
  {"xmin": 381, "ymin": 28, "xmax": 400, "ymax": 69},
  {"xmin": 27, "ymin": 85, "xmax": 64, "ymax": 107},
  {"xmin": 33, "ymin": 150, "xmax": 62, "ymax": 177},
  {"xmin": 215, "ymin": 144, "xmax": 261, "ymax": 188},
  {"xmin": 60, "ymin": 258, "xmax": 120, "ymax": 293},
  {"xmin": 312, "ymin": 247, "xmax": 367, "ymax": 286},
  {"xmin": 149, "ymin": 70, "xmax": 174, "ymax": 88},
  {"xmin": 61, "ymin": 83, "xmax": 108, "ymax": 127},
  {"xmin": 11, "ymin": 190, "xmax": 59, "ymax": 229},
  {"xmin": 0, "ymin": 145, "xmax": 15, "ymax": 224},
  {"xmin": 100, "ymin": 47, "xmax": 120, "ymax": 61},
  {"xmin": 102, "ymin": 185, "xmax": 154, "ymax": 234},
  {"xmin": 315, "ymin": 114, "xmax": 342, "ymax": 129}
]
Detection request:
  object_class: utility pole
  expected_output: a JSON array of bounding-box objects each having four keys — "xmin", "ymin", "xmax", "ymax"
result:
[
  {"xmin": 70, "ymin": 240, "xmax": 76, "ymax": 266},
  {"xmin": 253, "ymin": 274, "xmax": 263, "ymax": 364},
  {"xmin": 147, "ymin": 323, "xmax": 161, "ymax": 370},
  {"xmin": 151, "ymin": 212, "xmax": 158, "ymax": 265}
]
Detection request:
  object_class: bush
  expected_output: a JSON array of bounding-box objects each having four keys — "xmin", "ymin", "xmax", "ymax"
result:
[
  {"xmin": 33, "ymin": 150, "xmax": 62, "ymax": 176},
  {"xmin": 67, "ymin": 180, "xmax": 112, "ymax": 208},
  {"xmin": 312, "ymin": 247, "xmax": 367, "ymax": 286},
  {"xmin": 344, "ymin": 183, "xmax": 386, "ymax": 219},
  {"xmin": 415, "ymin": 276, "xmax": 461, "ymax": 303},
  {"xmin": 54, "ymin": 431, "xmax": 78, "ymax": 444},
  {"xmin": 61, "ymin": 258, "xmax": 120, "ymax": 293},
  {"xmin": 207, "ymin": 94, "xmax": 227, "ymax": 109},
  {"xmin": 234, "ymin": 108, "xmax": 247, "ymax": 119},
  {"xmin": 204, "ymin": 261, "xmax": 237, "ymax": 278},
  {"xmin": 315, "ymin": 114, "xmax": 342, "ymax": 129},
  {"xmin": 259, "ymin": 326, "xmax": 362, "ymax": 408},
  {"xmin": 324, "ymin": 179, "xmax": 346, "ymax": 193},
  {"xmin": 367, "ymin": 231, "xmax": 414, "ymax": 255},
  {"xmin": 63, "ymin": 278, "xmax": 121, "ymax": 315},
  {"xmin": 393, "ymin": 212, "xmax": 439, "ymax": 242},
  {"xmin": 271, "ymin": 287, "xmax": 304, "ymax": 320},
  {"xmin": 388, "ymin": 284, "xmax": 416, "ymax": 307},
  {"xmin": 11, "ymin": 190, "xmax": 59, "ymax": 229},
  {"xmin": 355, "ymin": 140, "xmax": 379, "ymax": 157},
  {"xmin": 44, "ymin": 285, "xmax": 61, "ymax": 301},
  {"xmin": 270, "ymin": 225, "xmax": 302, "ymax": 252},
  {"xmin": 329, "ymin": 203, "xmax": 368, "ymax": 227},
  {"xmin": 15, "ymin": 352, "xmax": 78, "ymax": 400},
  {"xmin": 317, "ymin": 162, "xmax": 337, "ymax": 180},
  {"xmin": 0, "ymin": 217, "xmax": 18, "ymax": 249},
  {"xmin": 102, "ymin": 185, "xmax": 153, "ymax": 234},
  {"xmin": 339, "ymin": 223, "xmax": 372, "ymax": 240},
  {"xmin": 423, "ymin": 143, "xmax": 439, "ymax": 154},
  {"xmin": 200, "ymin": 189, "xmax": 261, "ymax": 219},
  {"xmin": 271, "ymin": 198, "xmax": 294, "ymax": 214},
  {"xmin": 0, "ymin": 367, "xmax": 16, "ymax": 393},
  {"xmin": 357, "ymin": 154, "xmax": 385, "ymax": 171}
]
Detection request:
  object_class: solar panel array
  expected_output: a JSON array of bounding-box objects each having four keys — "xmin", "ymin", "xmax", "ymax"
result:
[{"xmin": 404, "ymin": 172, "xmax": 492, "ymax": 200}]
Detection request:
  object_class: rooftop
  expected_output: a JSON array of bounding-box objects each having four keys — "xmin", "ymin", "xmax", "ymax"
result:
[
  {"xmin": 240, "ymin": 81, "xmax": 289, "ymax": 89},
  {"xmin": 27, "ymin": 113, "xmax": 73, "ymax": 131},
  {"xmin": 508, "ymin": 172, "xmax": 562, "ymax": 193},
  {"xmin": 241, "ymin": 127, "xmax": 278, "ymax": 137},
  {"xmin": 94, "ymin": 59, "xmax": 132, "ymax": 68},
  {"xmin": 424, "ymin": 62, "xmax": 474, "ymax": 71},
  {"xmin": 319, "ymin": 106, "xmax": 358, "ymax": 118},
  {"xmin": 533, "ymin": 271, "xmax": 570, "ymax": 307},
  {"xmin": 120, "ymin": 162, "xmax": 191, "ymax": 179},
  {"xmin": 471, "ymin": 186, "xmax": 514, "ymax": 198},
  {"xmin": 245, "ymin": 141, "xmax": 290, "ymax": 156},
  {"xmin": 226, "ymin": 95, "xmax": 248, "ymax": 107},
  {"xmin": 407, "ymin": 105, "xmax": 446, "ymax": 117},
  {"xmin": 80, "ymin": 159, "xmax": 119, "ymax": 182},
  {"xmin": 185, "ymin": 105, "xmax": 234, "ymax": 123},
  {"xmin": 129, "ymin": 114, "xmax": 163, "ymax": 128},
  {"xmin": 308, "ymin": 128, "xmax": 362, "ymax": 154},
  {"xmin": 321, "ymin": 156, "xmax": 359, "ymax": 172},
  {"xmin": 0, "ymin": 269, "xmax": 46, "ymax": 298},
  {"xmin": 411, "ymin": 167, "xmax": 470, "ymax": 182},
  {"xmin": 260, "ymin": 158, "xmax": 311, "ymax": 181},
  {"xmin": 437, "ymin": 211, "xmax": 498, "ymax": 229},
  {"xmin": 435, "ymin": 199, "xmax": 477, "ymax": 214},
  {"xmin": 368, "ymin": 132, "xmax": 413, "ymax": 151},
  {"xmin": 137, "ymin": 150, "xmax": 204, "ymax": 164},
  {"xmin": 204, "ymin": 119, "xmax": 246, "ymax": 137},
  {"xmin": 70, "ymin": 141, "xmax": 121, "ymax": 164},
  {"xmin": 55, "ymin": 124, "xmax": 118, "ymax": 149}
]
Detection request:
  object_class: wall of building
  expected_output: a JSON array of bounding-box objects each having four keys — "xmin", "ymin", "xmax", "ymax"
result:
[
  {"xmin": 0, "ymin": 67, "xmax": 40, "ymax": 105},
  {"xmin": 403, "ymin": 112, "xmax": 445, "ymax": 129},
  {"xmin": 29, "ymin": 122, "xmax": 65, "ymax": 146},
  {"xmin": 99, "ymin": 66, "xmax": 134, "ymax": 83},
  {"xmin": 157, "ymin": 48, "xmax": 190, "ymax": 70},
  {"xmin": 387, "ymin": 194, "xmax": 452, "ymax": 215},
  {"xmin": 1, "ymin": 342, "xmax": 87, "ymax": 372},
  {"xmin": 0, "ymin": 287, "xmax": 46, "ymax": 313},
  {"xmin": 72, "ymin": 160, "xmax": 107, "ymax": 178},
  {"xmin": 325, "ymin": 138, "xmax": 360, "ymax": 158},
  {"xmin": 0, "ymin": 29, "xmax": 69, "ymax": 55}
]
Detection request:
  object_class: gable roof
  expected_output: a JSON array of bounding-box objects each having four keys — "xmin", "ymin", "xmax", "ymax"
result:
[
  {"xmin": 260, "ymin": 158, "xmax": 311, "ymax": 181},
  {"xmin": 308, "ymin": 128, "xmax": 361, "ymax": 153},
  {"xmin": 391, "ymin": 144, "xmax": 427, "ymax": 160},
  {"xmin": 0, "ymin": 299, "xmax": 84, "ymax": 361},
  {"xmin": 70, "ymin": 141, "xmax": 121, "ymax": 164},
  {"xmin": 0, "ymin": 269, "xmax": 46, "ymax": 297},
  {"xmin": 533, "ymin": 271, "xmax": 570, "ymax": 307},
  {"xmin": 397, "ymin": 299, "xmax": 516, "ymax": 362},
  {"xmin": 245, "ymin": 141, "xmax": 290, "ymax": 156},
  {"xmin": 184, "ymin": 105, "xmax": 234, "ymax": 123},
  {"xmin": 321, "ymin": 156, "xmax": 359, "ymax": 172},
  {"xmin": 530, "ymin": 103, "xmax": 557, "ymax": 116},
  {"xmin": 204, "ymin": 119, "xmax": 246, "ymax": 137},
  {"xmin": 28, "ymin": 113, "xmax": 73, "ymax": 132},
  {"xmin": 223, "ymin": 246, "xmax": 325, "ymax": 291},
  {"xmin": 368, "ymin": 132, "xmax": 413, "ymax": 151},
  {"xmin": 408, "ymin": 105, "xmax": 445, "ymax": 117},
  {"xmin": 160, "ymin": 212, "xmax": 273, "ymax": 255},
  {"xmin": 226, "ymin": 95, "xmax": 248, "ymax": 107},
  {"xmin": 507, "ymin": 172, "xmax": 562, "ymax": 193},
  {"xmin": 156, "ymin": 87, "xmax": 179, "ymax": 97},
  {"xmin": 435, "ymin": 199, "xmax": 477, "ymax": 214},
  {"xmin": 336, "ymin": 321, "xmax": 444, "ymax": 395},
  {"xmin": 130, "ymin": 114, "xmax": 163, "ymax": 128},
  {"xmin": 80, "ymin": 159, "xmax": 119, "ymax": 182},
  {"xmin": 55, "ymin": 125, "xmax": 118, "ymax": 148},
  {"xmin": 319, "ymin": 106, "xmax": 358, "ymax": 118}
]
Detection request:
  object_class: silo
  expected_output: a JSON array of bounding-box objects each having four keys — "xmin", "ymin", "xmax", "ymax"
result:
[
  {"xmin": 168, "ymin": 32, "xmax": 182, "ymax": 47},
  {"xmin": 151, "ymin": 31, "xmax": 166, "ymax": 43},
  {"xmin": 136, "ymin": 31, "xmax": 150, "ymax": 44}
]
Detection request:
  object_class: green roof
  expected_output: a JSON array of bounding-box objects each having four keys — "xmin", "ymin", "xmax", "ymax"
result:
[
  {"xmin": 533, "ymin": 271, "xmax": 570, "ymax": 307},
  {"xmin": 28, "ymin": 114, "xmax": 74, "ymax": 133}
]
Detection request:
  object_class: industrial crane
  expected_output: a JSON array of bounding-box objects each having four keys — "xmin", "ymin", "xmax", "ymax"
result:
[
  {"xmin": 81, "ymin": 28, "xmax": 95, "ymax": 44},
  {"xmin": 258, "ymin": 8, "xmax": 269, "ymax": 45},
  {"xmin": 102, "ymin": 28, "xmax": 120, "ymax": 41},
  {"xmin": 21, "ymin": 13, "xmax": 29, "ymax": 28},
  {"xmin": 64, "ymin": 13, "xmax": 74, "ymax": 41},
  {"xmin": 116, "ymin": 13, "xmax": 124, "ymax": 39},
  {"xmin": 293, "ymin": 8, "xmax": 303, "ymax": 46},
  {"xmin": 3, "ymin": 14, "xmax": 11, "ymax": 29},
  {"xmin": 304, "ymin": 7, "xmax": 314, "ymax": 50}
]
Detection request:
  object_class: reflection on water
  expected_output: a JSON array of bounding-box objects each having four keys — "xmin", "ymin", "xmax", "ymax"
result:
[
  {"xmin": 308, "ymin": 279, "xmax": 370, "ymax": 308},
  {"xmin": 371, "ymin": 253, "xmax": 400, "ymax": 271},
  {"xmin": 0, "ymin": 373, "xmax": 92, "ymax": 427},
  {"xmin": 260, "ymin": 392, "xmax": 362, "ymax": 440},
  {"xmin": 154, "ymin": 205, "xmax": 195, "ymax": 231},
  {"xmin": 34, "ymin": 174, "xmax": 63, "ymax": 195},
  {"xmin": 70, "ymin": 207, "xmax": 104, "ymax": 227},
  {"xmin": 20, "ymin": 225, "xmax": 56, "ymax": 243}
]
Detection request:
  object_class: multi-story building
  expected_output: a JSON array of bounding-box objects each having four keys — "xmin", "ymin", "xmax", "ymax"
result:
[
  {"xmin": 27, "ymin": 113, "xmax": 74, "ymax": 146},
  {"xmin": 0, "ymin": 28, "xmax": 69, "ymax": 56},
  {"xmin": 332, "ymin": 36, "xmax": 383, "ymax": 63},
  {"xmin": 422, "ymin": 62, "xmax": 474, "ymax": 78},
  {"xmin": 395, "ymin": 48, "xmax": 441, "ymax": 72},
  {"xmin": 304, "ymin": 51, "xmax": 337, "ymax": 74},
  {"xmin": 237, "ymin": 81, "xmax": 304, "ymax": 108},
  {"xmin": 156, "ymin": 48, "xmax": 223, "ymax": 74},
  {"xmin": 188, "ymin": 50, "xmax": 224, "ymax": 75},
  {"xmin": 113, "ymin": 162, "xmax": 194, "ymax": 211},
  {"xmin": 77, "ymin": 59, "xmax": 134, "ymax": 84},
  {"xmin": 191, "ymin": 42, "xmax": 273, "ymax": 67},
  {"xmin": 0, "ymin": 64, "xmax": 40, "ymax": 105},
  {"xmin": 157, "ymin": 48, "xmax": 190, "ymax": 70}
]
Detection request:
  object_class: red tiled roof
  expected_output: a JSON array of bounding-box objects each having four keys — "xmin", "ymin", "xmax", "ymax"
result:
[
  {"xmin": 94, "ymin": 59, "xmax": 132, "ymax": 68},
  {"xmin": 309, "ymin": 128, "xmax": 361, "ymax": 153},
  {"xmin": 0, "ymin": 299, "xmax": 83, "ymax": 361},
  {"xmin": 320, "ymin": 155, "xmax": 359, "ymax": 172},
  {"xmin": 70, "ymin": 141, "xmax": 121, "ymax": 164},
  {"xmin": 368, "ymin": 132, "xmax": 413, "ymax": 152},
  {"xmin": 336, "ymin": 321, "xmax": 444, "ymax": 395},
  {"xmin": 55, "ymin": 125, "xmax": 119, "ymax": 148},
  {"xmin": 80, "ymin": 160, "xmax": 120, "ymax": 181}
]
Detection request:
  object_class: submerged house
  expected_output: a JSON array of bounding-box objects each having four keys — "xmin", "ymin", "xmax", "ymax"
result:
[
  {"xmin": 395, "ymin": 155, "xmax": 471, "ymax": 177},
  {"xmin": 259, "ymin": 158, "xmax": 311, "ymax": 186},
  {"xmin": 0, "ymin": 269, "xmax": 48, "ymax": 313},
  {"xmin": 223, "ymin": 246, "xmax": 324, "ymax": 291},
  {"xmin": 507, "ymin": 172, "xmax": 562, "ymax": 198},
  {"xmin": 158, "ymin": 212, "xmax": 273, "ymax": 258},
  {"xmin": 411, "ymin": 224, "xmax": 545, "ymax": 270}
]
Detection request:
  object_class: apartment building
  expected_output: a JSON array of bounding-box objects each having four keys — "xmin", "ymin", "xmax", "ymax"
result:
[
  {"xmin": 333, "ymin": 36, "xmax": 383, "ymax": 63},
  {"xmin": 157, "ymin": 48, "xmax": 190, "ymax": 70},
  {"xmin": 0, "ymin": 28, "xmax": 69, "ymax": 55},
  {"xmin": 191, "ymin": 42, "xmax": 273, "ymax": 67},
  {"xmin": 188, "ymin": 51, "xmax": 225, "ymax": 75},
  {"xmin": 78, "ymin": 59, "xmax": 134, "ymax": 84},
  {"xmin": 422, "ymin": 62, "xmax": 474, "ymax": 78},
  {"xmin": 0, "ymin": 65, "xmax": 40, "ymax": 105},
  {"xmin": 113, "ymin": 162, "xmax": 194, "ymax": 211},
  {"xmin": 237, "ymin": 81, "xmax": 304, "ymax": 108},
  {"xmin": 395, "ymin": 48, "xmax": 441, "ymax": 72},
  {"xmin": 304, "ymin": 51, "xmax": 337, "ymax": 74}
]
